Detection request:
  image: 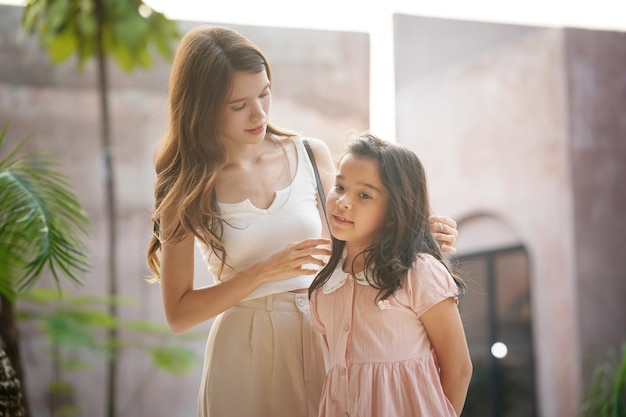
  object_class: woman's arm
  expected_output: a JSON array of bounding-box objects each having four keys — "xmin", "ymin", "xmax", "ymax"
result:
[
  {"xmin": 421, "ymin": 297, "xmax": 473, "ymax": 416},
  {"xmin": 158, "ymin": 210, "xmax": 331, "ymax": 333}
]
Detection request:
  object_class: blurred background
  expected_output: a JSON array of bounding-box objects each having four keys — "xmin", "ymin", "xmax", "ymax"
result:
[{"xmin": 0, "ymin": 1, "xmax": 624, "ymax": 416}]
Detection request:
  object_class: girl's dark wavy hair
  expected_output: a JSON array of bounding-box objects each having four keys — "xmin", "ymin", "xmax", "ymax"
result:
[{"xmin": 309, "ymin": 133, "xmax": 465, "ymax": 301}]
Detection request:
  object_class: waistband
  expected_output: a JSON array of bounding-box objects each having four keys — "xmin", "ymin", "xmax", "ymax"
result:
[{"xmin": 235, "ymin": 292, "xmax": 310, "ymax": 312}]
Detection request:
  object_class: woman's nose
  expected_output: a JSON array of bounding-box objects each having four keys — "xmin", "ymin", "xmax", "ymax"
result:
[{"xmin": 251, "ymin": 100, "xmax": 265, "ymax": 121}]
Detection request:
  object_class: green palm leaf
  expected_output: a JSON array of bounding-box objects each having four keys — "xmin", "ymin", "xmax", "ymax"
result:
[{"xmin": 0, "ymin": 124, "xmax": 90, "ymax": 301}]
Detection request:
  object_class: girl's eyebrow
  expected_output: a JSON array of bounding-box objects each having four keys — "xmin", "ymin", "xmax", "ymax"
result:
[
  {"xmin": 226, "ymin": 82, "xmax": 270, "ymax": 104},
  {"xmin": 336, "ymin": 174, "xmax": 383, "ymax": 193}
]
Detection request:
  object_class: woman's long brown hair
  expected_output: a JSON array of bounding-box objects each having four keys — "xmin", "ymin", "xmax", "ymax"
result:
[{"xmin": 146, "ymin": 25, "xmax": 295, "ymax": 281}]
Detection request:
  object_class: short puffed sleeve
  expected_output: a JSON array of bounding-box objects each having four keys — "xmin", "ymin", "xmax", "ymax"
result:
[{"xmin": 395, "ymin": 253, "xmax": 459, "ymax": 317}]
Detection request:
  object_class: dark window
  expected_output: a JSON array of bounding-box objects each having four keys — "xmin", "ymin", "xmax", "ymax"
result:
[{"xmin": 455, "ymin": 245, "xmax": 537, "ymax": 417}]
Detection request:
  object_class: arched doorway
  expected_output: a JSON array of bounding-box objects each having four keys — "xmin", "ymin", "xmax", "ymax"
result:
[{"xmin": 454, "ymin": 214, "xmax": 537, "ymax": 417}]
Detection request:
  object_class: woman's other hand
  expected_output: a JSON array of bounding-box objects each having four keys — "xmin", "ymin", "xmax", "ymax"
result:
[{"xmin": 429, "ymin": 215, "xmax": 459, "ymax": 255}]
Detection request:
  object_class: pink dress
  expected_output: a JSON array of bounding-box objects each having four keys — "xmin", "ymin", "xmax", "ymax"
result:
[{"xmin": 310, "ymin": 254, "xmax": 459, "ymax": 417}]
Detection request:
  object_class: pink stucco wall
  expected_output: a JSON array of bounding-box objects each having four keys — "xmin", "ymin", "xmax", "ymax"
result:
[{"xmin": 394, "ymin": 14, "xmax": 626, "ymax": 417}]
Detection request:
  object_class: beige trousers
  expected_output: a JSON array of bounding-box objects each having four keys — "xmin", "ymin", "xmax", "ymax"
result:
[{"xmin": 198, "ymin": 292, "xmax": 327, "ymax": 417}]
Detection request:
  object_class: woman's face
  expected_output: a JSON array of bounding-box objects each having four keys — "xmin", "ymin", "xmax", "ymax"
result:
[
  {"xmin": 326, "ymin": 154, "xmax": 389, "ymax": 254},
  {"xmin": 219, "ymin": 70, "xmax": 271, "ymax": 147}
]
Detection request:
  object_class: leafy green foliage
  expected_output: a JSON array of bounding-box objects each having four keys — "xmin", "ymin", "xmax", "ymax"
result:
[
  {"xmin": 48, "ymin": 380, "xmax": 80, "ymax": 417},
  {"xmin": 17, "ymin": 288, "xmax": 202, "ymax": 374},
  {"xmin": 21, "ymin": 0, "xmax": 180, "ymax": 71},
  {"xmin": 579, "ymin": 342, "xmax": 626, "ymax": 417},
  {"xmin": 150, "ymin": 346, "xmax": 197, "ymax": 375},
  {"xmin": 0, "ymin": 124, "xmax": 90, "ymax": 301},
  {"xmin": 15, "ymin": 3, "xmax": 182, "ymax": 414}
]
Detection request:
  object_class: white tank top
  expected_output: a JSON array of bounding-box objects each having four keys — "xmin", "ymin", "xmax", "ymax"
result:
[{"xmin": 196, "ymin": 138, "xmax": 323, "ymax": 301}]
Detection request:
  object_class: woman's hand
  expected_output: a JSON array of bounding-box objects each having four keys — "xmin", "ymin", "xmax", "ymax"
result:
[
  {"xmin": 429, "ymin": 215, "xmax": 459, "ymax": 255},
  {"xmin": 159, "ymin": 237, "xmax": 331, "ymax": 333},
  {"xmin": 254, "ymin": 238, "xmax": 332, "ymax": 284}
]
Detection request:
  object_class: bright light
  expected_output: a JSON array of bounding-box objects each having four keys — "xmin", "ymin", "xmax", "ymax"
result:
[
  {"xmin": 491, "ymin": 342, "xmax": 508, "ymax": 359},
  {"xmin": 138, "ymin": 4, "xmax": 152, "ymax": 18}
]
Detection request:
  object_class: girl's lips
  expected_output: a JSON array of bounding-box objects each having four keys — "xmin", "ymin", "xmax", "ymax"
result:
[{"xmin": 332, "ymin": 213, "xmax": 353, "ymax": 226}]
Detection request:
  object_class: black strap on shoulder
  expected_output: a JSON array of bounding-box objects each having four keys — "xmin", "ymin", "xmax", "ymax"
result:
[{"xmin": 302, "ymin": 139, "xmax": 330, "ymax": 229}]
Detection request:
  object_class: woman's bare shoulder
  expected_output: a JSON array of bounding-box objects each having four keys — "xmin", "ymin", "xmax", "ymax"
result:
[{"xmin": 299, "ymin": 136, "xmax": 330, "ymax": 152}]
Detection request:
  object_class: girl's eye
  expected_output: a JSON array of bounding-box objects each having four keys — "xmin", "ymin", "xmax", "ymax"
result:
[
  {"xmin": 359, "ymin": 193, "xmax": 372, "ymax": 199},
  {"xmin": 333, "ymin": 184, "xmax": 344, "ymax": 192}
]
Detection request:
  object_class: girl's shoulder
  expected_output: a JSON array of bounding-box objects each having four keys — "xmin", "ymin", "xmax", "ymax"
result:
[
  {"xmin": 410, "ymin": 253, "xmax": 448, "ymax": 274},
  {"xmin": 396, "ymin": 254, "xmax": 458, "ymax": 313}
]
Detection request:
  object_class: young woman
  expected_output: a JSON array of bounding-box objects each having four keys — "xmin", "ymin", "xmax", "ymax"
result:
[
  {"xmin": 146, "ymin": 25, "xmax": 460, "ymax": 417},
  {"xmin": 309, "ymin": 134, "xmax": 472, "ymax": 417}
]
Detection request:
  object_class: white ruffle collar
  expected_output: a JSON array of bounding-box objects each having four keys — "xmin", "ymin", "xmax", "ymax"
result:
[{"xmin": 322, "ymin": 262, "xmax": 371, "ymax": 294}]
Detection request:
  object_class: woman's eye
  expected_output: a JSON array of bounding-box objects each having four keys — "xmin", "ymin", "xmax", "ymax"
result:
[{"xmin": 232, "ymin": 104, "xmax": 246, "ymax": 111}]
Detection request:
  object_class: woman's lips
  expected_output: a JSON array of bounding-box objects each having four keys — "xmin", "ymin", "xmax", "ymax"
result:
[{"xmin": 247, "ymin": 124, "xmax": 265, "ymax": 135}]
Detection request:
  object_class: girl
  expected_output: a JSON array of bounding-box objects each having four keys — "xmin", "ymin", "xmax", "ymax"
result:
[
  {"xmin": 309, "ymin": 134, "xmax": 472, "ymax": 417},
  {"xmin": 146, "ymin": 25, "xmax": 461, "ymax": 417}
]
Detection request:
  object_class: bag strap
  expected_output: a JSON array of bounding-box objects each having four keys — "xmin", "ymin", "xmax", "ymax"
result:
[{"xmin": 302, "ymin": 139, "xmax": 330, "ymax": 230}]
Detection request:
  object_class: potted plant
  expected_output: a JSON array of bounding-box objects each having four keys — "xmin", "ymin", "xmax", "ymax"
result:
[
  {"xmin": 579, "ymin": 341, "xmax": 626, "ymax": 417},
  {"xmin": 0, "ymin": 123, "xmax": 90, "ymax": 416}
]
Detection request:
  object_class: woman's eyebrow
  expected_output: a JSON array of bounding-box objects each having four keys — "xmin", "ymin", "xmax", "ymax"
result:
[{"xmin": 226, "ymin": 82, "xmax": 270, "ymax": 104}]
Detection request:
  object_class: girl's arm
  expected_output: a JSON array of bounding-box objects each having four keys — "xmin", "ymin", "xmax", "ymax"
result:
[
  {"xmin": 158, "ymin": 209, "xmax": 331, "ymax": 333},
  {"xmin": 421, "ymin": 297, "xmax": 473, "ymax": 416}
]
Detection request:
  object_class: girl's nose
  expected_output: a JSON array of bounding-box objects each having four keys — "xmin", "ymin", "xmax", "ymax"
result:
[{"xmin": 337, "ymin": 195, "xmax": 351, "ymax": 209}]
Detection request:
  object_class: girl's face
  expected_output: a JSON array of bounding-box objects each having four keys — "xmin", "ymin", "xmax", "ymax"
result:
[
  {"xmin": 327, "ymin": 154, "xmax": 389, "ymax": 254},
  {"xmin": 219, "ymin": 70, "xmax": 271, "ymax": 146}
]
